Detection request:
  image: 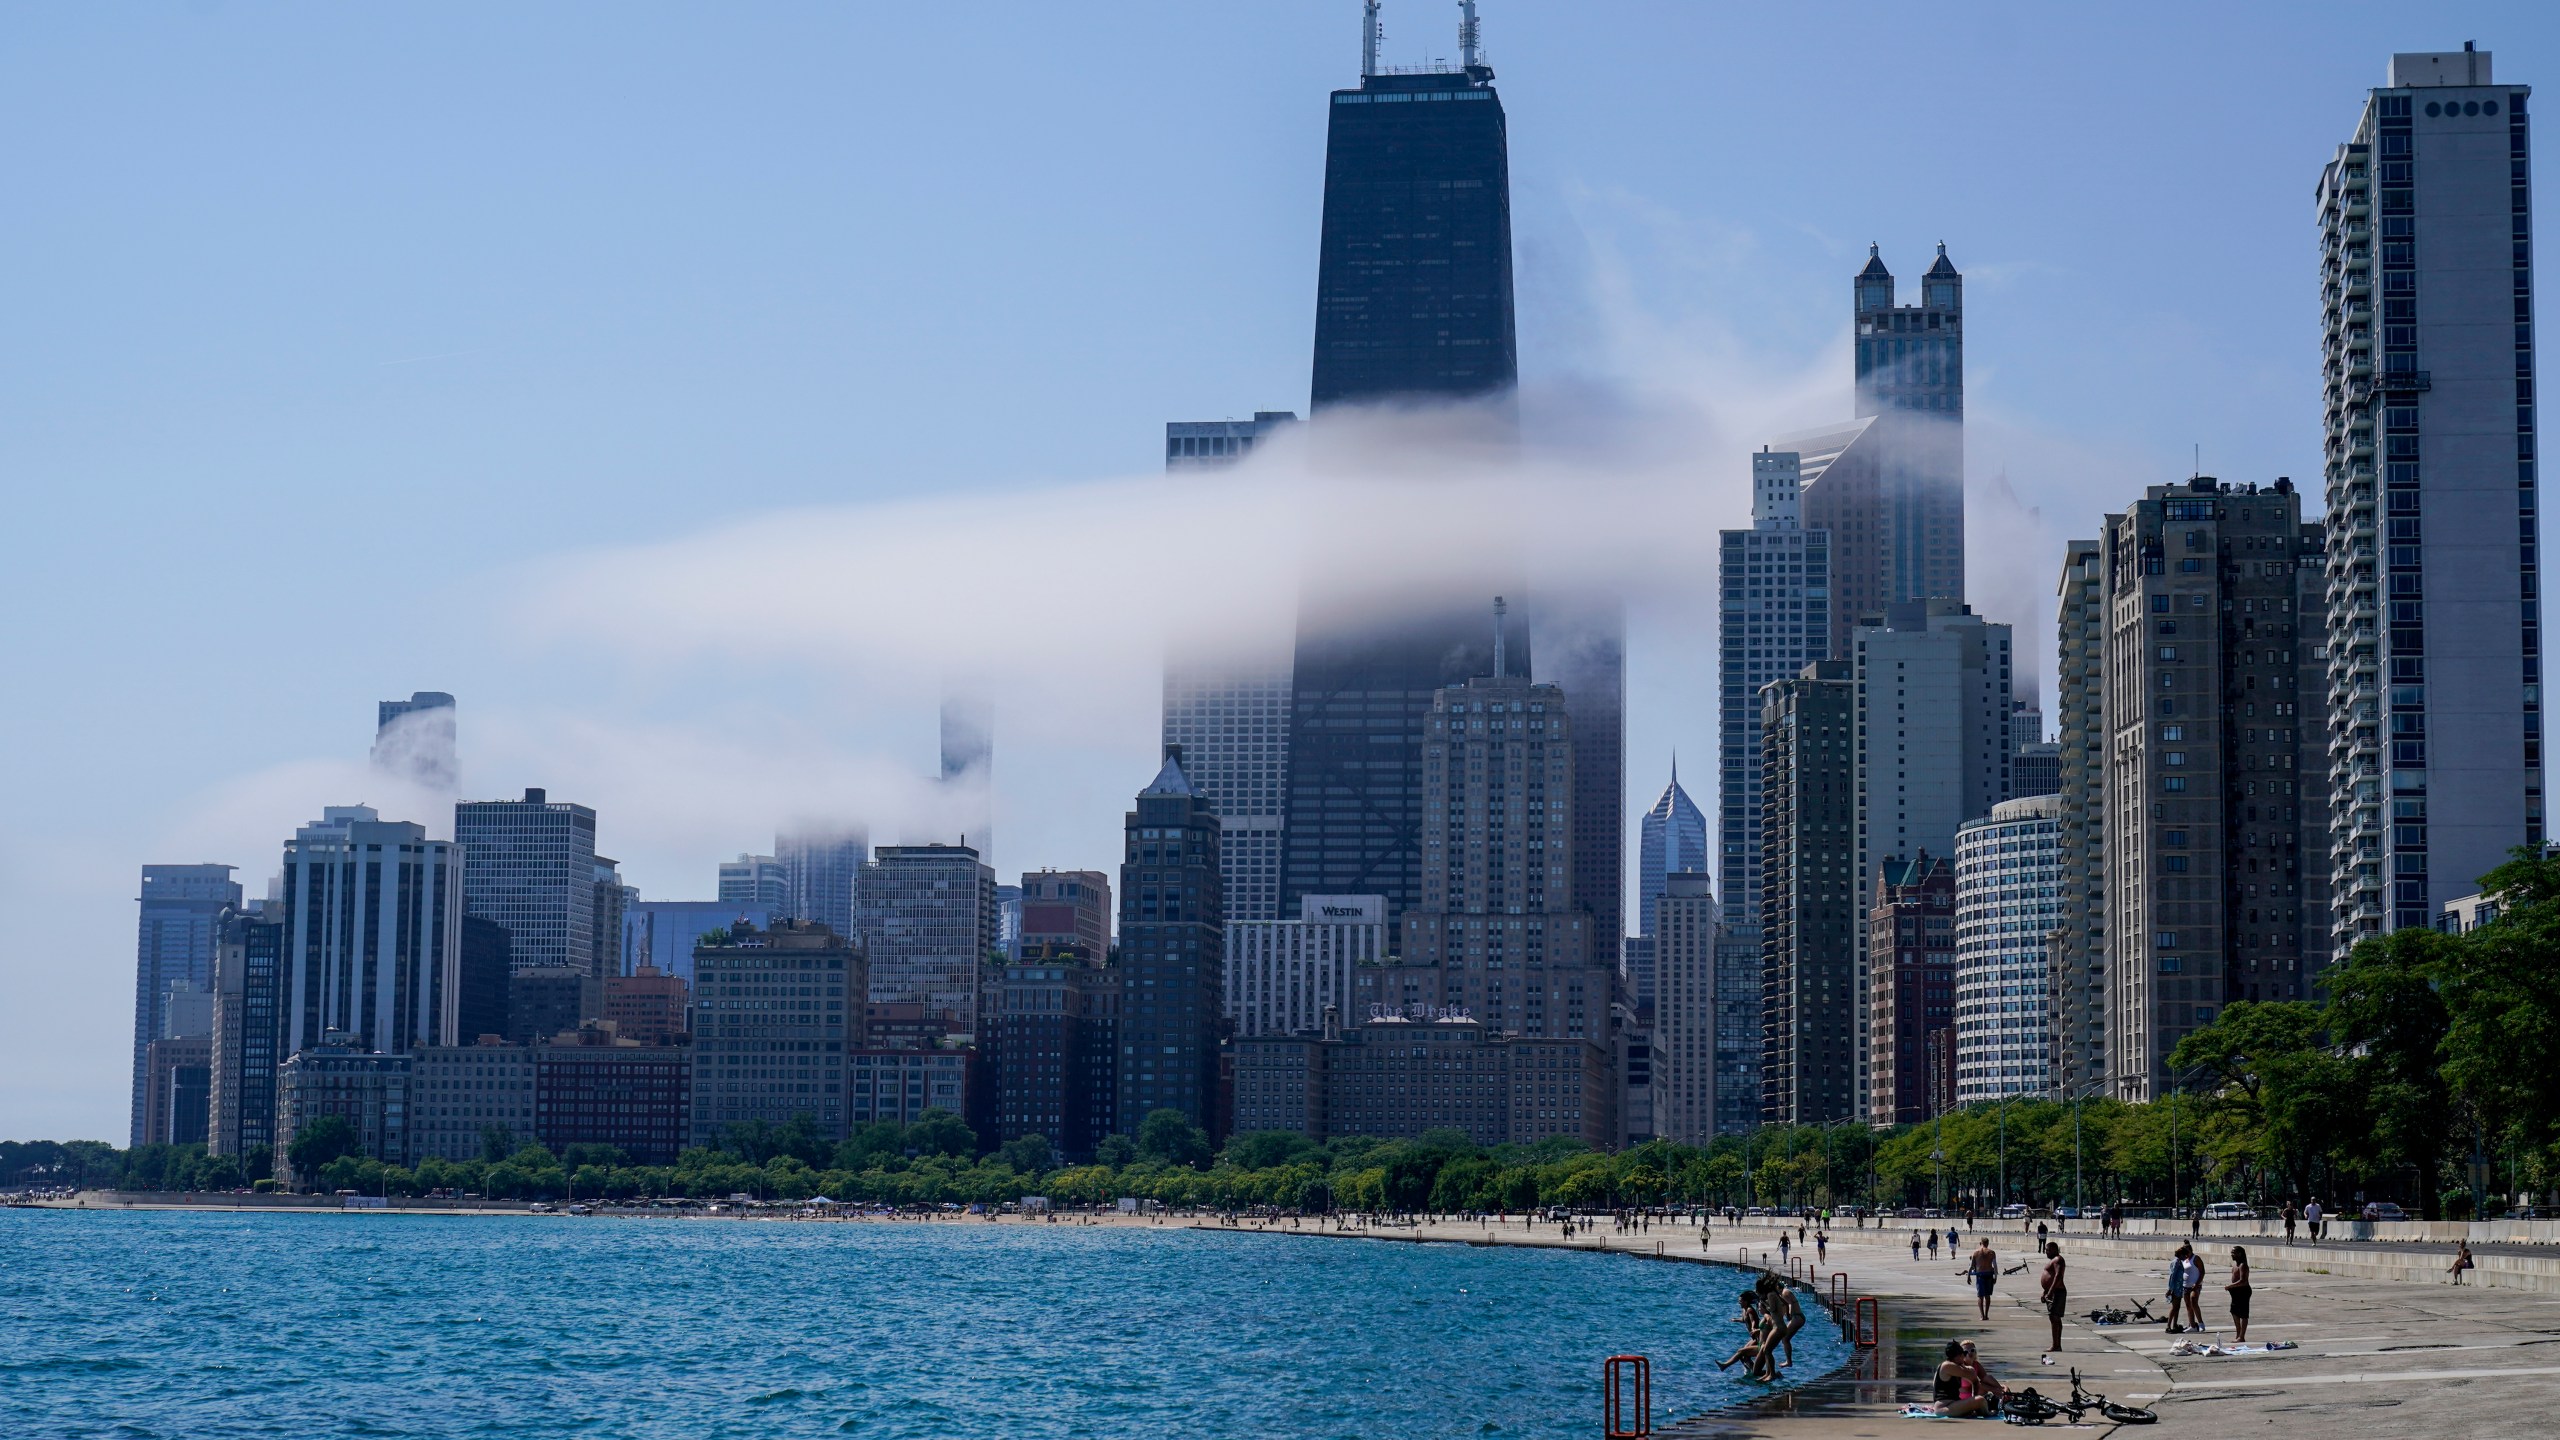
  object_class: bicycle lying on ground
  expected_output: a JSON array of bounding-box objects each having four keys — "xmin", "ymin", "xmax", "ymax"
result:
[
  {"xmin": 1997, "ymin": 1368, "xmax": 2159, "ymax": 1426},
  {"xmin": 2082, "ymin": 1298, "xmax": 2159, "ymax": 1326}
]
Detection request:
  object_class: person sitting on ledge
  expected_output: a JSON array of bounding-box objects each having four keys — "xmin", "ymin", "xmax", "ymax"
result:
[
  {"xmin": 1954, "ymin": 1341, "xmax": 2006, "ymax": 1406},
  {"xmin": 1931, "ymin": 1340, "xmax": 1994, "ymax": 1418}
]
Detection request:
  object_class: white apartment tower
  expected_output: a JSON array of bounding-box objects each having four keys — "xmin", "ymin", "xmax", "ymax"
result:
[
  {"xmin": 2318, "ymin": 47, "xmax": 2543, "ymax": 945},
  {"xmin": 1717, "ymin": 448, "xmax": 1832, "ymax": 933},
  {"xmin": 1953, "ymin": 794, "xmax": 2063, "ymax": 1102},
  {"xmin": 1652, "ymin": 870, "xmax": 1720, "ymax": 1144}
]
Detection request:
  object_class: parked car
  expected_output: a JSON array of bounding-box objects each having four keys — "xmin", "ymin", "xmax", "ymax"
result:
[
  {"xmin": 2362, "ymin": 1201, "xmax": 2408, "ymax": 1221},
  {"xmin": 2506, "ymin": 1204, "xmax": 2558, "ymax": 1220},
  {"xmin": 1998, "ymin": 1203, "xmax": 2031, "ymax": 1220},
  {"xmin": 2202, "ymin": 1201, "xmax": 2257, "ymax": 1221},
  {"xmin": 2051, "ymin": 1206, "xmax": 2083, "ymax": 1220}
]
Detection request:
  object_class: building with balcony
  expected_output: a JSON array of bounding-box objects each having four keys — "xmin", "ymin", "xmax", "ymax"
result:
[{"xmin": 2317, "ymin": 47, "xmax": 2543, "ymax": 945}]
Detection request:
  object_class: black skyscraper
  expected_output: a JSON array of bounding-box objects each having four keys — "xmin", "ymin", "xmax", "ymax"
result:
[
  {"xmin": 1308, "ymin": 59, "xmax": 1516, "ymax": 410},
  {"xmin": 1286, "ymin": 17, "xmax": 1528, "ymax": 942}
]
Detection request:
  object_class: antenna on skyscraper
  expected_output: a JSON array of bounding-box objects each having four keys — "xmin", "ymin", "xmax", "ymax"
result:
[
  {"xmin": 1458, "ymin": 0, "xmax": 1482, "ymax": 69},
  {"xmin": 1362, "ymin": 0, "xmax": 1382, "ymax": 79},
  {"xmin": 1492, "ymin": 595, "xmax": 1508, "ymax": 678}
]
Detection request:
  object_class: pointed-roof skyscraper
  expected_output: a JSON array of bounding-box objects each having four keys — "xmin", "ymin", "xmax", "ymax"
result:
[{"xmin": 1638, "ymin": 760, "xmax": 1709, "ymax": 937}]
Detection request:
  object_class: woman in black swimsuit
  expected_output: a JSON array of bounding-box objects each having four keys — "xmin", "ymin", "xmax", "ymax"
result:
[
  {"xmin": 2226, "ymin": 1246, "xmax": 2253, "ymax": 1342},
  {"xmin": 1932, "ymin": 1340, "xmax": 1993, "ymax": 1418}
]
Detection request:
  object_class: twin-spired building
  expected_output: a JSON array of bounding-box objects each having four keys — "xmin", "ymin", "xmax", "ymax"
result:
[{"xmin": 1953, "ymin": 795, "xmax": 2064, "ymax": 1103}]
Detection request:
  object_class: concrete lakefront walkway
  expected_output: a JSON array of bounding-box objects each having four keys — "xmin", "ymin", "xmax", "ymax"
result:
[{"xmin": 1211, "ymin": 1214, "xmax": 2560, "ymax": 1438}]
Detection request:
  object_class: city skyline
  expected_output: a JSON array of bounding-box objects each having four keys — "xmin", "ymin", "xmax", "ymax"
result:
[{"xmin": 9, "ymin": 7, "xmax": 2560, "ymax": 1139}]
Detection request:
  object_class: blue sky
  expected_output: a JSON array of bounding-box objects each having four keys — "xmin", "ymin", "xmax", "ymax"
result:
[{"xmin": 4, "ymin": 1, "xmax": 2554, "ymax": 1139}]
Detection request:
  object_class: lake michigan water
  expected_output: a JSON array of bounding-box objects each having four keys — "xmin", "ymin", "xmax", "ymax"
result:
[{"xmin": 0, "ymin": 1210, "xmax": 1848, "ymax": 1438}]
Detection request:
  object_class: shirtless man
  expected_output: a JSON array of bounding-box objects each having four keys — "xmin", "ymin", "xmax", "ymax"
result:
[
  {"xmin": 1968, "ymin": 1236, "xmax": 2001, "ymax": 1320},
  {"xmin": 2038, "ymin": 1242, "xmax": 2068, "ymax": 1355}
]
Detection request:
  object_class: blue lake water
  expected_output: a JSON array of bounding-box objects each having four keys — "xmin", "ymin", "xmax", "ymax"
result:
[{"xmin": 0, "ymin": 1210, "xmax": 1849, "ymax": 1438}]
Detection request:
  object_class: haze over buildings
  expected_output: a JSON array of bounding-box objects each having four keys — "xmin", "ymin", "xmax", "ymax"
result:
[{"xmin": 42, "ymin": 20, "xmax": 2557, "ymax": 1181}]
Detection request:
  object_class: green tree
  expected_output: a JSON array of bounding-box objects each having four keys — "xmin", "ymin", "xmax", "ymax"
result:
[
  {"xmin": 774, "ymin": 1113, "xmax": 833, "ymax": 1167},
  {"xmin": 478, "ymin": 1124, "xmax": 520, "ymax": 1164},
  {"xmin": 1222, "ymin": 1130, "xmax": 1323, "ymax": 1171},
  {"xmin": 1094, "ymin": 1133, "xmax": 1138, "ymax": 1168},
  {"xmin": 905, "ymin": 1109, "xmax": 977, "ymax": 1159},
  {"xmin": 287, "ymin": 1116, "xmax": 361, "ymax": 1184},
  {"xmin": 2438, "ymin": 848, "xmax": 2560, "ymax": 1191},
  {"xmin": 1136, "ymin": 1109, "xmax": 1211, "ymax": 1168},
  {"xmin": 2326, "ymin": 926, "xmax": 2457, "ymax": 1216},
  {"xmin": 834, "ymin": 1121, "xmax": 906, "ymax": 1171},
  {"xmin": 996, "ymin": 1134, "xmax": 1054, "ymax": 1176}
]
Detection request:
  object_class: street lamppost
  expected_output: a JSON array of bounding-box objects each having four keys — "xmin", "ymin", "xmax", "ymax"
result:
[
  {"xmin": 1931, "ymin": 1111, "xmax": 1947, "ymax": 1209},
  {"xmin": 1998, "ymin": 1097, "xmax": 2008, "ymax": 1211}
]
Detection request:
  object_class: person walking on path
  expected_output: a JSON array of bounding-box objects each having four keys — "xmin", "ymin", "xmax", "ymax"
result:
[
  {"xmin": 2305, "ymin": 1197, "xmax": 2324, "ymax": 1241},
  {"xmin": 2038, "ymin": 1242, "xmax": 2068, "ymax": 1356},
  {"xmin": 2450, "ymin": 1240, "xmax": 2476, "ymax": 1284},
  {"xmin": 1927, "ymin": 1228, "xmax": 1941, "ymax": 1261},
  {"xmin": 2283, "ymin": 1203, "xmax": 2298, "ymax": 1244},
  {"xmin": 1778, "ymin": 1230, "xmax": 1791, "ymax": 1266},
  {"xmin": 1912, "ymin": 1229, "xmax": 1924, "ymax": 1261},
  {"xmin": 1968, "ymin": 1236, "xmax": 2001, "ymax": 1320},
  {"xmin": 1815, "ymin": 1228, "xmax": 1829, "ymax": 1265},
  {"xmin": 2166, "ymin": 1245, "xmax": 2193, "ymax": 1334},
  {"xmin": 2226, "ymin": 1246, "xmax": 2254, "ymax": 1341}
]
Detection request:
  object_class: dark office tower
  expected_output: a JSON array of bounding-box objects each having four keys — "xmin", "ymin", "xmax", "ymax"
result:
[
  {"xmin": 456, "ymin": 788, "xmax": 599, "ymax": 977},
  {"xmin": 1117, "ymin": 751, "xmax": 1225, "ymax": 1139},
  {"xmin": 2318, "ymin": 48, "xmax": 2542, "ymax": 945},
  {"xmin": 131, "ymin": 864, "xmax": 239, "ymax": 1146},
  {"xmin": 991, "ymin": 953, "xmax": 1112, "ymax": 1163},
  {"xmin": 1760, "ymin": 661, "xmax": 1859, "ymax": 1127},
  {"xmin": 372, "ymin": 691, "xmax": 457, "ymax": 792},
  {"xmin": 1865, "ymin": 853, "xmax": 1955, "ymax": 1127},
  {"xmin": 1309, "ymin": 3, "xmax": 1515, "ymax": 411},
  {"xmin": 455, "ymin": 917, "xmax": 512, "ymax": 1043},
  {"xmin": 1286, "ymin": 8, "xmax": 1562, "ymax": 943},
  {"xmin": 508, "ymin": 967, "xmax": 600, "ymax": 1046},
  {"xmin": 207, "ymin": 906, "xmax": 283, "ymax": 1159}
]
